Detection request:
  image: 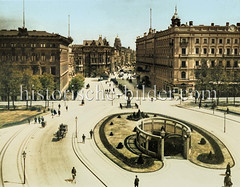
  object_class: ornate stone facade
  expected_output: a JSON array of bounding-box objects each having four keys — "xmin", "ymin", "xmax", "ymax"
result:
[
  {"xmin": 71, "ymin": 36, "xmax": 114, "ymax": 77},
  {"xmin": 136, "ymin": 8, "xmax": 240, "ymax": 94}
]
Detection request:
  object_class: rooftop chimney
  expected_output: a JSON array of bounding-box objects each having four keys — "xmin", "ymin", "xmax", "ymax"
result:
[
  {"xmin": 226, "ymin": 22, "xmax": 229, "ymax": 26},
  {"xmin": 189, "ymin": 21, "xmax": 193, "ymax": 26},
  {"xmin": 211, "ymin": 23, "xmax": 214, "ymax": 26}
]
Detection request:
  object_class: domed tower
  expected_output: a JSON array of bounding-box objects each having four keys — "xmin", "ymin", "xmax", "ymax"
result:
[
  {"xmin": 171, "ymin": 6, "xmax": 181, "ymax": 27},
  {"xmin": 114, "ymin": 35, "xmax": 122, "ymax": 50}
]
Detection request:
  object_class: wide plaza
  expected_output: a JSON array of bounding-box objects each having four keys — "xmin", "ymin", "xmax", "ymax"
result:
[{"xmin": 0, "ymin": 77, "xmax": 239, "ymax": 187}]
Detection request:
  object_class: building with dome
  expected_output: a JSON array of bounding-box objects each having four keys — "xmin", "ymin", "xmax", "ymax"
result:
[
  {"xmin": 113, "ymin": 35, "xmax": 136, "ymax": 70},
  {"xmin": 136, "ymin": 7, "xmax": 240, "ymax": 94}
]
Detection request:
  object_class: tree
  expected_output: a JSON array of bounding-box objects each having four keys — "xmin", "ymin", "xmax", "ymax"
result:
[
  {"xmin": 0, "ymin": 62, "xmax": 23, "ymax": 110},
  {"xmin": 21, "ymin": 68, "xmax": 33, "ymax": 109},
  {"xmin": 0, "ymin": 64, "xmax": 12, "ymax": 109},
  {"xmin": 39, "ymin": 73, "xmax": 55, "ymax": 107},
  {"xmin": 30, "ymin": 75, "xmax": 42, "ymax": 106},
  {"xmin": 194, "ymin": 60, "xmax": 211, "ymax": 104},
  {"xmin": 208, "ymin": 64, "xmax": 225, "ymax": 105},
  {"xmin": 68, "ymin": 74, "xmax": 85, "ymax": 99},
  {"xmin": 10, "ymin": 68, "xmax": 23, "ymax": 109}
]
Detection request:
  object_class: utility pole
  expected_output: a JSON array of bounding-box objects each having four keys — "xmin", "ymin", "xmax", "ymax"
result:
[
  {"xmin": 150, "ymin": 8, "xmax": 152, "ymax": 29},
  {"xmin": 68, "ymin": 15, "xmax": 70, "ymax": 37},
  {"xmin": 75, "ymin": 116, "xmax": 78, "ymax": 138},
  {"xmin": 23, "ymin": 0, "xmax": 25, "ymax": 28},
  {"xmin": 22, "ymin": 151, "xmax": 26, "ymax": 184},
  {"xmin": 224, "ymin": 112, "xmax": 226, "ymax": 133}
]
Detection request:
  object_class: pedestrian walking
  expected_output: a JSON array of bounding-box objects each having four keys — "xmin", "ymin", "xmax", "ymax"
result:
[
  {"xmin": 34, "ymin": 117, "xmax": 37, "ymax": 123},
  {"xmin": 226, "ymin": 162, "xmax": 231, "ymax": 175},
  {"xmin": 82, "ymin": 134, "xmax": 86, "ymax": 143},
  {"xmin": 41, "ymin": 116, "xmax": 44, "ymax": 122},
  {"xmin": 58, "ymin": 110, "xmax": 61, "ymax": 116},
  {"xmin": 71, "ymin": 167, "xmax": 76, "ymax": 182},
  {"xmin": 89, "ymin": 129, "xmax": 93, "ymax": 139},
  {"xmin": 58, "ymin": 104, "xmax": 61, "ymax": 109},
  {"xmin": 199, "ymin": 103, "xmax": 201, "ymax": 109},
  {"xmin": 227, "ymin": 107, "xmax": 229, "ymax": 114},
  {"xmin": 27, "ymin": 119, "xmax": 31, "ymax": 124},
  {"xmin": 134, "ymin": 175, "xmax": 139, "ymax": 187},
  {"xmin": 81, "ymin": 99, "xmax": 84, "ymax": 105},
  {"xmin": 66, "ymin": 105, "xmax": 68, "ymax": 111},
  {"xmin": 224, "ymin": 173, "xmax": 233, "ymax": 187}
]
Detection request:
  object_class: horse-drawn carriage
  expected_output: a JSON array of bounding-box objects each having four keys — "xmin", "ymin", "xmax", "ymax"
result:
[{"xmin": 55, "ymin": 123, "xmax": 68, "ymax": 140}]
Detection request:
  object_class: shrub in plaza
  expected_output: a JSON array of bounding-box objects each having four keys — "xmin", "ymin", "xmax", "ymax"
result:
[
  {"xmin": 127, "ymin": 110, "xmax": 149, "ymax": 121},
  {"xmin": 99, "ymin": 114, "xmax": 157, "ymax": 169},
  {"xmin": 199, "ymin": 138, "xmax": 206, "ymax": 145},
  {"xmin": 116, "ymin": 142, "xmax": 124, "ymax": 149},
  {"xmin": 207, "ymin": 151, "xmax": 213, "ymax": 160},
  {"xmin": 109, "ymin": 132, "xmax": 114, "ymax": 136},
  {"xmin": 133, "ymin": 127, "xmax": 137, "ymax": 132},
  {"xmin": 117, "ymin": 115, "xmax": 121, "ymax": 118},
  {"xmin": 137, "ymin": 154, "xmax": 144, "ymax": 165},
  {"xmin": 154, "ymin": 114, "xmax": 157, "ymax": 117},
  {"xmin": 110, "ymin": 122, "xmax": 114, "ymax": 125}
]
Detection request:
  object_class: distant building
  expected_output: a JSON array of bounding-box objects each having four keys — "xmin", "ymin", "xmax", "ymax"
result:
[
  {"xmin": 71, "ymin": 36, "xmax": 114, "ymax": 77},
  {"xmin": 113, "ymin": 35, "xmax": 136, "ymax": 70},
  {"xmin": 0, "ymin": 27, "xmax": 73, "ymax": 92},
  {"xmin": 136, "ymin": 7, "xmax": 240, "ymax": 93}
]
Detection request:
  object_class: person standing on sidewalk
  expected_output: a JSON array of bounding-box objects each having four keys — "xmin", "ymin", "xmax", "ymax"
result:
[
  {"xmin": 134, "ymin": 175, "xmax": 139, "ymax": 187},
  {"xmin": 71, "ymin": 167, "xmax": 76, "ymax": 182},
  {"xmin": 82, "ymin": 134, "xmax": 86, "ymax": 143},
  {"xmin": 89, "ymin": 129, "xmax": 93, "ymax": 139}
]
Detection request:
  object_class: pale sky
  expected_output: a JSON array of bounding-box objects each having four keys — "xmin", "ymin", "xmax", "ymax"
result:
[{"xmin": 1, "ymin": 0, "xmax": 240, "ymax": 49}]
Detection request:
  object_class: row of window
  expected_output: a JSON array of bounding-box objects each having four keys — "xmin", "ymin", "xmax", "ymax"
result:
[
  {"xmin": 182, "ymin": 48, "xmax": 239, "ymax": 55},
  {"xmin": 1, "ymin": 54, "xmax": 57, "ymax": 62},
  {"xmin": 195, "ymin": 38, "xmax": 239, "ymax": 44},
  {"xmin": 181, "ymin": 38, "xmax": 239, "ymax": 44},
  {"xmin": 0, "ymin": 43, "xmax": 57, "ymax": 48},
  {"xmin": 32, "ymin": 66, "xmax": 56, "ymax": 75},
  {"xmin": 181, "ymin": 60, "xmax": 239, "ymax": 68}
]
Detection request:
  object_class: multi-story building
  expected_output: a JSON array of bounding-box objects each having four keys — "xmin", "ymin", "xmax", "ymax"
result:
[
  {"xmin": 113, "ymin": 36, "xmax": 136, "ymax": 70},
  {"xmin": 71, "ymin": 36, "xmax": 114, "ymax": 77},
  {"xmin": 0, "ymin": 27, "xmax": 73, "ymax": 92},
  {"xmin": 136, "ymin": 8, "xmax": 240, "ymax": 93}
]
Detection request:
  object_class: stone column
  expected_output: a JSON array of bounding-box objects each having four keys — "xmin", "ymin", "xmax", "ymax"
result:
[
  {"xmin": 161, "ymin": 138, "xmax": 164, "ymax": 161},
  {"xmin": 157, "ymin": 137, "xmax": 164, "ymax": 161},
  {"xmin": 146, "ymin": 137, "xmax": 149, "ymax": 152},
  {"xmin": 151, "ymin": 119, "xmax": 154, "ymax": 132},
  {"xmin": 184, "ymin": 135, "xmax": 190, "ymax": 160},
  {"xmin": 157, "ymin": 138, "xmax": 161, "ymax": 159}
]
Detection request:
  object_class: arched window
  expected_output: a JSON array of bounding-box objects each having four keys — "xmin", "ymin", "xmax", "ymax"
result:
[{"xmin": 181, "ymin": 71, "xmax": 186, "ymax": 79}]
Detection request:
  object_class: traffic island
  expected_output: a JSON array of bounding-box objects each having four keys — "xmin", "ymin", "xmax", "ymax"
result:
[
  {"xmin": 94, "ymin": 113, "xmax": 163, "ymax": 172},
  {"xmin": 94, "ymin": 112, "xmax": 234, "ymax": 173}
]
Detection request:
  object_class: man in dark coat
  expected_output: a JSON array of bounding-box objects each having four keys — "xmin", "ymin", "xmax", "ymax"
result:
[
  {"xmin": 134, "ymin": 175, "xmax": 139, "ymax": 187},
  {"xmin": 71, "ymin": 167, "xmax": 76, "ymax": 181}
]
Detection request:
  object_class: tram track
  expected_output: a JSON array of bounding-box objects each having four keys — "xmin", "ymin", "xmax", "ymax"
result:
[
  {"xmin": 71, "ymin": 133, "xmax": 108, "ymax": 187},
  {"xmin": 16, "ymin": 126, "xmax": 40, "ymax": 186},
  {"xmin": 0, "ymin": 124, "xmax": 40, "ymax": 187},
  {"xmin": 0, "ymin": 126, "xmax": 26, "ymax": 186}
]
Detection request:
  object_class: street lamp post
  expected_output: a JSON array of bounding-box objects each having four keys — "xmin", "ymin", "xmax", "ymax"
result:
[
  {"xmin": 52, "ymin": 102, "xmax": 54, "ymax": 110},
  {"xmin": 224, "ymin": 112, "xmax": 226, "ymax": 133},
  {"xmin": 22, "ymin": 151, "xmax": 26, "ymax": 184},
  {"xmin": 75, "ymin": 117, "xmax": 78, "ymax": 138}
]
